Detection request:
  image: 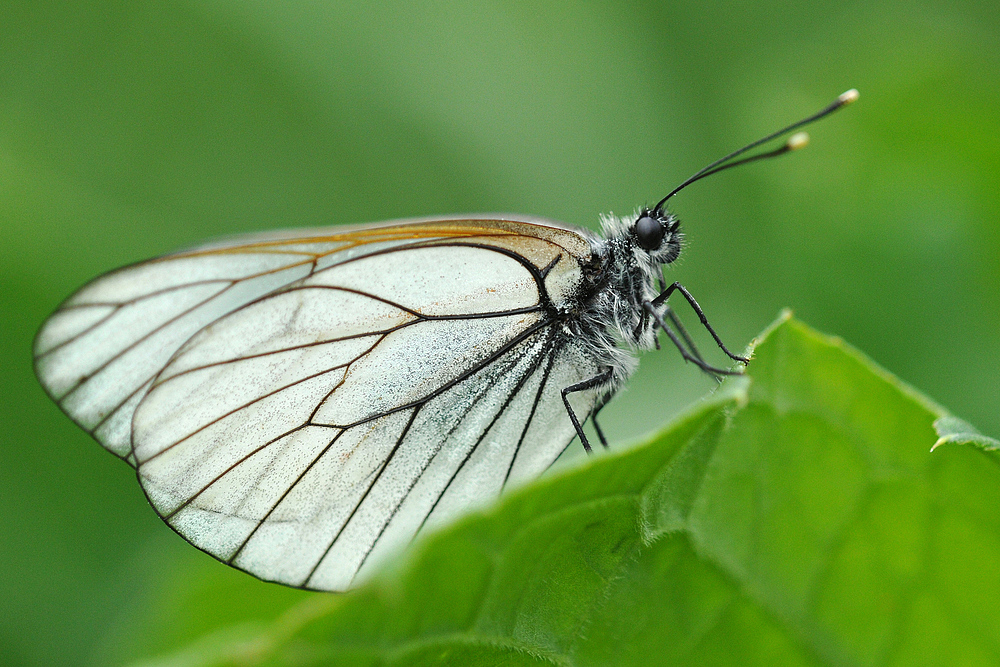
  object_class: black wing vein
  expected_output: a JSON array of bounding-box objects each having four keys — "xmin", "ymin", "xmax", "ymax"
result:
[
  {"xmin": 501, "ymin": 337, "xmax": 563, "ymax": 489},
  {"xmin": 304, "ymin": 407, "xmax": 422, "ymax": 587},
  {"xmin": 357, "ymin": 328, "xmax": 556, "ymax": 575},
  {"xmin": 412, "ymin": 329, "xmax": 557, "ymax": 542},
  {"xmin": 226, "ymin": 429, "xmax": 348, "ymax": 565}
]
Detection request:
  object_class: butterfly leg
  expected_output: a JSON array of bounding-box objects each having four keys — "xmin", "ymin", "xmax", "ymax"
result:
[
  {"xmin": 562, "ymin": 368, "xmax": 614, "ymax": 454},
  {"xmin": 660, "ymin": 307, "xmax": 730, "ymax": 382},
  {"xmin": 663, "ymin": 307, "xmax": 704, "ymax": 365},
  {"xmin": 590, "ymin": 391, "xmax": 613, "ymax": 449},
  {"xmin": 649, "ymin": 282, "xmax": 750, "ymax": 365},
  {"xmin": 643, "ymin": 302, "xmax": 741, "ymax": 377}
]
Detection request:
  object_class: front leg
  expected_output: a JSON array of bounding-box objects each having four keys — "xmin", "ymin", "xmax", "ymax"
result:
[
  {"xmin": 643, "ymin": 302, "xmax": 742, "ymax": 377},
  {"xmin": 651, "ymin": 281, "xmax": 750, "ymax": 365}
]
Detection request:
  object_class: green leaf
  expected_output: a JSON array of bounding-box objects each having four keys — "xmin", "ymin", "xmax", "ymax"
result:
[{"xmin": 129, "ymin": 315, "xmax": 1000, "ymax": 666}]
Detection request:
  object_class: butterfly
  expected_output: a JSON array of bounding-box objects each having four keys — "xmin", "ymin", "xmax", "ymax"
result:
[{"xmin": 34, "ymin": 90, "xmax": 856, "ymax": 591}]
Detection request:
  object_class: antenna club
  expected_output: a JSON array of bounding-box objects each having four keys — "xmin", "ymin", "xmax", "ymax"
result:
[
  {"xmin": 839, "ymin": 89, "xmax": 860, "ymax": 105},
  {"xmin": 786, "ymin": 132, "xmax": 809, "ymax": 150}
]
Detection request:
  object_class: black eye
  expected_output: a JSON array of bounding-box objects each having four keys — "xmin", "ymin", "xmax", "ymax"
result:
[{"xmin": 634, "ymin": 215, "xmax": 665, "ymax": 250}]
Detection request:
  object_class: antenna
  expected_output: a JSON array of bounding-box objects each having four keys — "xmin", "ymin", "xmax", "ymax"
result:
[{"xmin": 653, "ymin": 89, "xmax": 858, "ymax": 214}]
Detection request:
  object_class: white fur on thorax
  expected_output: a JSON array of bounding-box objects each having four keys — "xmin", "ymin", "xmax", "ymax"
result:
[{"xmin": 571, "ymin": 210, "xmax": 683, "ymax": 399}]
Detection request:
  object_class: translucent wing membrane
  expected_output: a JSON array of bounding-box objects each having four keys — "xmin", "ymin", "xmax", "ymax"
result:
[
  {"xmin": 35, "ymin": 254, "xmax": 314, "ymax": 458},
  {"xmin": 34, "ymin": 216, "xmax": 603, "ymax": 590}
]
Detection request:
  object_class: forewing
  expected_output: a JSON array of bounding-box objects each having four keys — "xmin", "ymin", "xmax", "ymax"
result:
[{"xmin": 34, "ymin": 216, "xmax": 593, "ymax": 462}]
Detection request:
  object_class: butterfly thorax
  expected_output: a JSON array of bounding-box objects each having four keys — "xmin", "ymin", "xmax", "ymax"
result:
[{"xmin": 565, "ymin": 210, "xmax": 683, "ymax": 392}]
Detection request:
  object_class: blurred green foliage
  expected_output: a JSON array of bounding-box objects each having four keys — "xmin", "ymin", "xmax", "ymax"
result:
[{"xmin": 2, "ymin": 1, "xmax": 997, "ymax": 665}]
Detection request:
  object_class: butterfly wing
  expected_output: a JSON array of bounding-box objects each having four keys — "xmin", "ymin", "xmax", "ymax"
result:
[
  {"xmin": 34, "ymin": 216, "xmax": 589, "ymax": 460},
  {"xmin": 35, "ymin": 216, "xmax": 604, "ymax": 591}
]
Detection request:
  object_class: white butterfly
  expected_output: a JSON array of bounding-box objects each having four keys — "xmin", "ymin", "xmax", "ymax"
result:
[{"xmin": 34, "ymin": 91, "xmax": 856, "ymax": 592}]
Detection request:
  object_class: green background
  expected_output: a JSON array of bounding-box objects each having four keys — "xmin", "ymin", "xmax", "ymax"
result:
[{"xmin": 1, "ymin": 1, "xmax": 997, "ymax": 664}]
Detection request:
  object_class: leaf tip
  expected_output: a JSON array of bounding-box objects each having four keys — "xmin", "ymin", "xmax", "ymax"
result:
[{"xmin": 931, "ymin": 415, "xmax": 1000, "ymax": 452}]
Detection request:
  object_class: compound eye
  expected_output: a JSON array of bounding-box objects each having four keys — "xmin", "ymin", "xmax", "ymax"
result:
[{"xmin": 634, "ymin": 215, "xmax": 665, "ymax": 250}]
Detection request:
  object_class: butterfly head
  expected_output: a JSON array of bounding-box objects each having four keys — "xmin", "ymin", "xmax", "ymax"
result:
[{"xmin": 632, "ymin": 208, "xmax": 681, "ymax": 266}]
